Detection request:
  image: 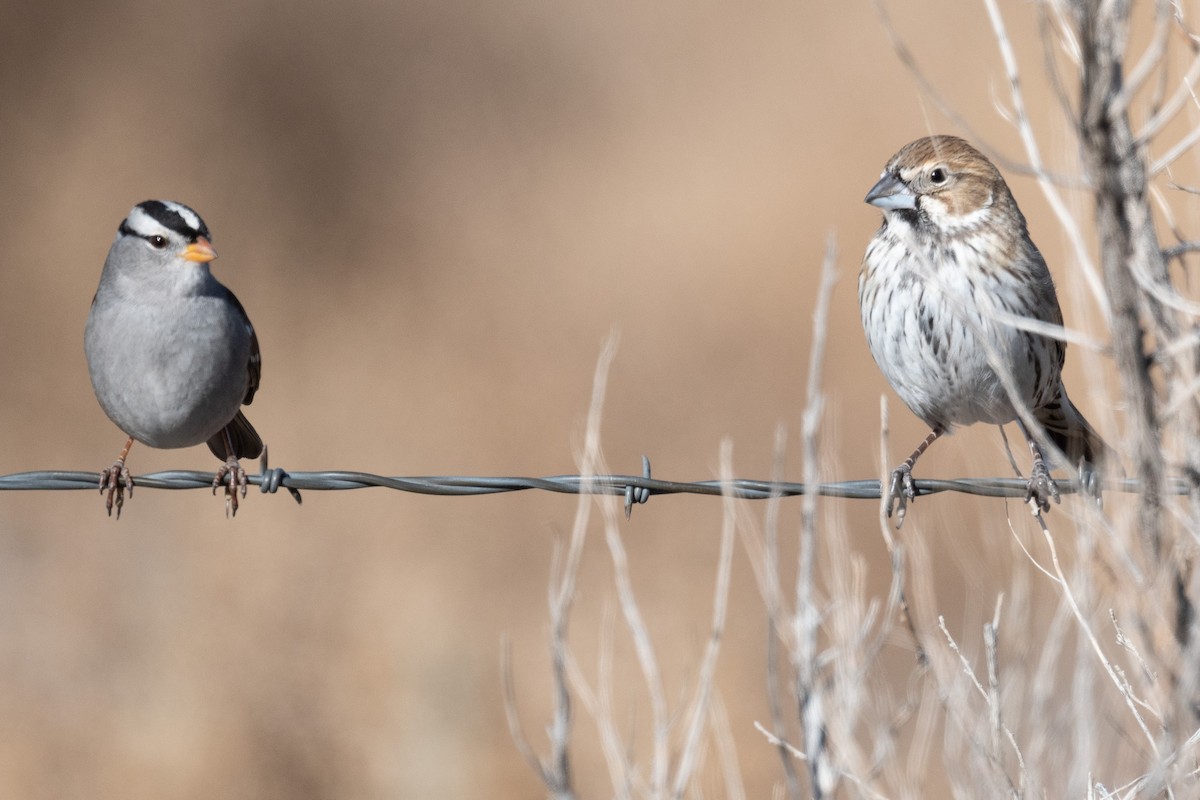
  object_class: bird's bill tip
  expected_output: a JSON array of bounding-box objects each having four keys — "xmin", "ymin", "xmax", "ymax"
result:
[
  {"xmin": 865, "ymin": 173, "xmax": 917, "ymax": 210},
  {"xmin": 182, "ymin": 237, "xmax": 218, "ymax": 263}
]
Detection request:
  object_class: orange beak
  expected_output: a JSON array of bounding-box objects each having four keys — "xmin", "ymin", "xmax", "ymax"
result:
[{"xmin": 182, "ymin": 237, "xmax": 218, "ymax": 263}]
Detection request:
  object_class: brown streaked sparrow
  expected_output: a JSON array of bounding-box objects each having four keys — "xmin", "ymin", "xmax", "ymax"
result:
[{"xmin": 859, "ymin": 135, "xmax": 1116, "ymax": 525}]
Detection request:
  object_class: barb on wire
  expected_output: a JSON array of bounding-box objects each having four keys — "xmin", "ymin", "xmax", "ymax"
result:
[
  {"xmin": 0, "ymin": 456, "xmax": 1174, "ymax": 515},
  {"xmin": 625, "ymin": 455, "xmax": 652, "ymax": 518},
  {"xmin": 258, "ymin": 447, "xmax": 303, "ymax": 504}
]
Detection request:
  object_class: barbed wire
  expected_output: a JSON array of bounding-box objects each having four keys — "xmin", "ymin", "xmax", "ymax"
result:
[{"xmin": 0, "ymin": 456, "xmax": 1184, "ymax": 517}]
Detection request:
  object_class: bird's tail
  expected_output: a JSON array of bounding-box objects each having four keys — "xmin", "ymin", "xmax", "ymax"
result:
[
  {"xmin": 206, "ymin": 411, "xmax": 264, "ymax": 461},
  {"xmin": 1035, "ymin": 384, "xmax": 1122, "ymax": 477}
]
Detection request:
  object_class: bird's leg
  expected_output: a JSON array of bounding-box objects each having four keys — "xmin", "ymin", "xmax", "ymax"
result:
[
  {"xmin": 100, "ymin": 437, "xmax": 135, "ymax": 518},
  {"xmin": 1016, "ymin": 420, "xmax": 1061, "ymax": 514},
  {"xmin": 888, "ymin": 428, "xmax": 943, "ymax": 527},
  {"xmin": 212, "ymin": 427, "xmax": 248, "ymax": 517}
]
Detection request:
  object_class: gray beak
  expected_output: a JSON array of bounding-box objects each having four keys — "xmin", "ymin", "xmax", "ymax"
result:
[{"xmin": 865, "ymin": 173, "xmax": 917, "ymax": 210}]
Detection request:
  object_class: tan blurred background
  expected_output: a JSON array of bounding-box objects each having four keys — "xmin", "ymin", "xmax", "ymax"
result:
[{"xmin": 0, "ymin": 0, "xmax": 1145, "ymax": 796}]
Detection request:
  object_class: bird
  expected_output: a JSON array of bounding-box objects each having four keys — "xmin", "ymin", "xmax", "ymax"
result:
[
  {"xmin": 858, "ymin": 135, "xmax": 1116, "ymax": 526},
  {"xmin": 85, "ymin": 200, "xmax": 263, "ymax": 517}
]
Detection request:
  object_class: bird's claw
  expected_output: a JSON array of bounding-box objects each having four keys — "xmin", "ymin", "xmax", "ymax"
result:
[
  {"xmin": 213, "ymin": 457, "xmax": 249, "ymax": 517},
  {"xmin": 886, "ymin": 464, "xmax": 917, "ymax": 528},
  {"xmin": 1025, "ymin": 459, "xmax": 1061, "ymax": 515},
  {"xmin": 99, "ymin": 460, "xmax": 133, "ymax": 518}
]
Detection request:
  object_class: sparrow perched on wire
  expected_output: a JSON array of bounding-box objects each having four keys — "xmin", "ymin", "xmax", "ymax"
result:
[
  {"xmin": 858, "ymin": 135, "xmax": 1116, "ymax": 525},
  {"xmin": 85, "ymin": 200, "xmax": 263, "ymax": 517}
]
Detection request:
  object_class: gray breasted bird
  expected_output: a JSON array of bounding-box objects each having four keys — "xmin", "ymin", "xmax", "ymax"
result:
[{"xmin": 85, "ymin": 200, "xmax": 262, "ymax": 517}]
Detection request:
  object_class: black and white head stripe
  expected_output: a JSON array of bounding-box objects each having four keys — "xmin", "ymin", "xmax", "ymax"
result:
[{"xmin": 119, "ymin": 200, "xmax": 210, "ymax": 242}]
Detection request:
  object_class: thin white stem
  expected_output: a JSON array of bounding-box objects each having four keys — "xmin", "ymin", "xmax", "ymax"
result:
[{"xmin": 983, "ymin": 0, "xmax": 1110, "ymax": 318}]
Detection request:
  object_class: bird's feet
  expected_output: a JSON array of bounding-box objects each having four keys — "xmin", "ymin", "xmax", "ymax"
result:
[
  {"xmin": 886, "ymin": 464, "xmax": 917, "ymax": 528},
  {"xmin": 213, "ymin": 455, "xmax": 249, "ymax": 517},
  {"xmin": 1024, "ymin": 457, "xmax": 1061, "ymax": 515},
  {"xmin": 99, "ymin": 459, "xmax": 133, "ymax": 518}
]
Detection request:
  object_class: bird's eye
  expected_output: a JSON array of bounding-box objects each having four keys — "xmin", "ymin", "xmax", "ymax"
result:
[
  {"xmin": 929, "ymin": 167, "xmax": 947, "ymax": 184},
  {"xmin": 148, "ymin": 235, "xmax": 168, "ymax": 249}
]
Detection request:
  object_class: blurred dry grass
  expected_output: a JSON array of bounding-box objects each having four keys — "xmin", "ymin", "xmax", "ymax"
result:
[{"xmin": 0, "ymin": 0, "xmax": 1189, "ymax": 796}]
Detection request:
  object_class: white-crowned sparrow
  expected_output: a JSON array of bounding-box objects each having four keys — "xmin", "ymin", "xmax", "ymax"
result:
[{"xmin": 85, "ymin": 200, "xmax": 263, "ymax": 517}]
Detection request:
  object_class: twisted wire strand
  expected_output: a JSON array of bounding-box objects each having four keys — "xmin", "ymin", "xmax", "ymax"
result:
[{"xmin": 0, "ymin": 462, "xmax": 1177, "ymax": 516}]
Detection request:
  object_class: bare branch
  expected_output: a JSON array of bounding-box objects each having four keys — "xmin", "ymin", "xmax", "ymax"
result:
[
  {"xmin": 984, "ymin": 0, "xmax": 1110, "ymax": 316},
  {"xmin": 868, "ymin": 0, "xmax": 1077, "ymax": 184},
  {"xmin": 795, "ymin": 235, "xmax": 840, "ymax": 798},
  {"xmin": 669, "ymin": 438, "xmax": 737, "ymax": 797},
  {"xmin": 1114, "ymin": 0, "xmax": 1175, "ymax": 114},
  {"xmin": 1036, "ymin": 1, "xmax": 1080, "ymax": 123},
  {"xmin": 1137, "ymin": 32, "xmax": 1200, "ymax": 144},
  {"xmin": 764, "ymin": 424, "xmax": 804, "ymax": 800},
  {"xmin": 1077, "ymin": 1, "xmax": 1173, "ymax": 552},
  {"xmin": 1164, "ymin": 241, "xmax": 1200, "ymax": 261},
  {"xmin": 1149, "ymin": 122, "xmax": 1200, "ymax": 176},
  {"xmin": 501, "ymin": 638, "xmax": 563, "ymax": 792}
]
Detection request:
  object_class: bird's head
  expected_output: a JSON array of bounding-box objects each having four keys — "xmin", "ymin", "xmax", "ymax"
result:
[{"xmin": 865, "ymin": 135, "xmax": 1007, "ymax": 235}]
